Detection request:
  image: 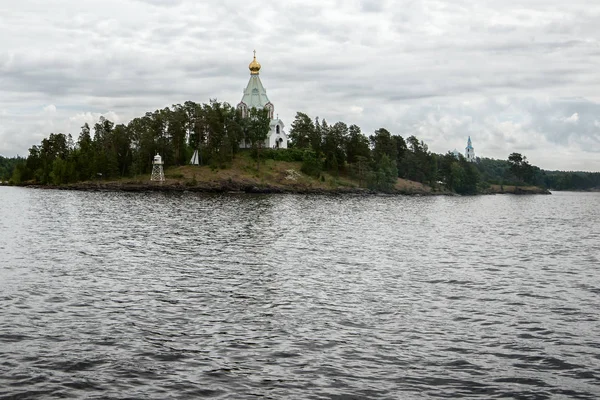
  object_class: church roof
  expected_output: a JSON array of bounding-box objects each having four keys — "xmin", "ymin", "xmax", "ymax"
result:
[
  {"xmin": 238, "ymin": 51, "xmax": 271, "ymax": 110},
  {"xmin": 270, "ymin": 118, "xmax": 285, "ymax": 128},
  {"xmin": 239, "ymin": 75, "xmax": 271, "ymax": 109},
  {"xmin": 466, "ymin": 136, "xmax": 473, "ymax": 150}
]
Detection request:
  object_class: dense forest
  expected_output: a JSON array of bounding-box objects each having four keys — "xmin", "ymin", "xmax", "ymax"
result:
[
  {"xmin": 1, "ymin": 99, "xmax": 598, "ymax": 193},
  {"xmin": 0, "ymin": 156, "xmax": 23, "ymax": 182}
]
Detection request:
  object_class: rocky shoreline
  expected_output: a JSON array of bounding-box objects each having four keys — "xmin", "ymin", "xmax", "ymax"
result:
[
  {"xmin": 483, "ymin": 185, "xmax": 551, "ymax": 195},
  {"xmin": 5, "ymin": 179, "xmax": 553, "ymax": 196},
  {"xmin": 15, "ymin": 180, "xmax": 378, "ymax": 195}
]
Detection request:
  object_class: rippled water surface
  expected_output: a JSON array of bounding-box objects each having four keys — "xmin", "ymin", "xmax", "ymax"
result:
[{"xmin": 1, "ymin": 187, "xmax": 599, "ymax": 399}]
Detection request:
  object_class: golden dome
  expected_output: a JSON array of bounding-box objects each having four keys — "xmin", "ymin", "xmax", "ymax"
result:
[{"xmin": 249, "ymin": 50, "xmax": 261, "ymax": 75}]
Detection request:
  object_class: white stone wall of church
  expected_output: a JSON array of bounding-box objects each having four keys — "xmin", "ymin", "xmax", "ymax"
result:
[{"xmin": 268, "ymin": 134, "xmax": 288, "ymax": 149}]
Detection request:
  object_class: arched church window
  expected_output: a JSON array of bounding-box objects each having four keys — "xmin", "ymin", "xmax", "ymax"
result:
[
  {"xmin": 237, "ymin": 104, "xmax": 247, "ymax": 118},
  {"xmin": 276, "ymin": 125, "xmax": 280, "ymax": 134},
  {"xmin": 265, "ymin": 103, "xmax": 274, "ymax": 119}
]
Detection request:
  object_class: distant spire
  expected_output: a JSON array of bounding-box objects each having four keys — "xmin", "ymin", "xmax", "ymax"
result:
[{"xmin": 465, "ymin": 136, "xmax": 475, "ymax": 162}]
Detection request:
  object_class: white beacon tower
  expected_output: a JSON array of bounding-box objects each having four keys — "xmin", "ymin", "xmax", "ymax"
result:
[{"xmin": 151, "ymin": 154, "xmax": 165, "ymax": 182}]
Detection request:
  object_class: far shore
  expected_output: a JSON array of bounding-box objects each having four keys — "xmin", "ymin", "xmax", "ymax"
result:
[
  {"xmin": 3, "ymin": 173, "xmax": 551, "ymax": 196},
  {"xmin": 1, "ymin": 153, "xmax": 552, "ymax": 195}
]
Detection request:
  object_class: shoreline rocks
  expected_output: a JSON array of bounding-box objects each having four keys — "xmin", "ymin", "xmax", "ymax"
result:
[{"xmin": 6, "ymin": 180, "xmax": 551, "ymax": 195}]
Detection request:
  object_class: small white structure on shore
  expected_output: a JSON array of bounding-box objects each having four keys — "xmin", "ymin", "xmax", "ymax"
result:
[
  {"xmin": 151, "ymin": 154, "xmax": 165, "ymax": 182},
  {"xmin": 190, "ymin": 150, "xmax": 200, "ymax": 165}
]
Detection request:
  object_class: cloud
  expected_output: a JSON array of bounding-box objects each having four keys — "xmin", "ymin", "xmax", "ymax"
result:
[
  {"xmin": 0, "ymin": 0, "xmax": 600, "ymax": 171},
  {"xmin": 557, "ymin": 113, "xmax": 579, "ymax": 124},
  {"xmin": 43, "ymin": 105, "xmax": 57, "ymax": 114}
]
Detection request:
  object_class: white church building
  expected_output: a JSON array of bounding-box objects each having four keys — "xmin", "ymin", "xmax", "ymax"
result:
[
  {"xmin": 451, "ymin": 137, "xmax": 476, "ymax": 162},
  {"xmin": 465, "ymin": 136, "xmax": 475, "ymax": 162},
  {"xmin": 237, "ymin": 51, "xmax": 288, "ymax": 149}
]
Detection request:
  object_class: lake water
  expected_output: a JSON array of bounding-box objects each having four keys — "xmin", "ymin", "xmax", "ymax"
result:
[{"xmin": 0, "ymin": 187, "xmax": 599, "ymax": 399}]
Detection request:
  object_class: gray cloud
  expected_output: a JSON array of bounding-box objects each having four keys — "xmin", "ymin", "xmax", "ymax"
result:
[{"xmin": 1, "ymin": 0, "xmax": 600, "ymax": 171}]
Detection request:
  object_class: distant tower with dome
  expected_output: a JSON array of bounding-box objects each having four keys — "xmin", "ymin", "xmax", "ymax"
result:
[
  {"xmin": 465, "ymin": 136, "xmax": 475, "ymax": 162},
  {"xmin": 237, "ymin": 51, "xmax": 288, "ymax": 149}
]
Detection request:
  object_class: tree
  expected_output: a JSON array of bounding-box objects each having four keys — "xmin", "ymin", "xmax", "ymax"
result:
[
  {"xmin": 112, "ymin": 124, "xmax": 133, "ymax": 177},
  {"xmin": 300, "ymin": 150, "xmax": 322, "ymax": 178},
  {"xmin": 401, "ymin": 135, "xmax": 435, "ymax": 184},
  {"xmin": 203, "ymin": 100, "xmax": 242, "ymax": 166},
  {"xmin": 436, "ymin": 152, "xmax": 480, "ymax": 194},
  {"xmin": 309, "ymin": 117, "xmax": 324, "ymax": 156},
  {"xmin": 288, "ymin": 112, "xmax": 314, "ymax": 149},
  {"xmin": 76, "ymin": 123, "xmax": 94, "ymax": 180},
  {"xmin": 370, "ymin": 128, "xmax": 397, "ymax": 165},
  {"xmin": 0, "ymin": 156, "xmax": 25, "ymax": 183},
  {"xmin": 246, "ymin": 107, "xmax": 271, "ymax": 172},
  {"xmin": 353, "ymin": 155, "xmax": 370, "ymax": 187},
  {"xmin": 168, "ymin": 104, "xmax": 189, "ymax": 166},
  {"xmin": 93, "ymin": 117, "xmax": 119, "ymax": 178},
  {"xmin": 392, "ymin": 135, "xmax": 408, "ymax": 177},
  {"xmin": 346, "ymin": 124, "xmax": 370, "ymax": 164},
  {"xmin": 367, "ymin": 154, "xmax": 398, "ymax": 192},
  {"xmin": 323, "ymin": 121, "xmax": 348, "ymax": 173},
  {"xmin": 508, "ymin": 152, "xmax": 534, "ymax": 184}
]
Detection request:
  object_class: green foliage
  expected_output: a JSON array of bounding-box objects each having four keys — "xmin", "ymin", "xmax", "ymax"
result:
[
  {"xmin": 245, "ymin": 107, "xmax": 271, "ymax": 150},
  {"xmin": 345, "ymin": 125, "xmax": 370, "ymax": 164},
  {"xmin": 10, "ymin": 162, "xmax": 26, "ymax": 185},
  {"xmin": 288, "ymin": 112, "xmax": 314, "ymax": 149},
  {"xmin": 322, "ymin": 121, "xmax": 347, "ymax": 172},
  {"xmin": 399, "ymin": 135, "xmax": 436, "ymax": 185},
  {"xmin": 543, "ymin": 171, "xmax": 600, "ymax": 190},
  {"xmin": 367, "ymin": 154, "xmax": 398, "ymax": 192},
  {"xmin": 0, "ymin": 156, "xmax": 24, "ymax": 182},
  {"xmin": 13, "ymin": 102, "xmax": 561, "ymax": 194},
  {"xmin": 370, "ymin": 128, "xmax": 397, "ymax": 165},
  {"xmin": 255, "ymin": 148, "xmax": 305, "ymax": 162},
  {"xmin": 16, "ymin": 99, "xmax": 246, "ymax": 185},
  {"xmin": 507, "ymin": 152, "xmax": 535, "ymax": 184},
  {"xmin": 300, "ymin": 150, "xmax": 322, "ymax": 178},
  {"xmin": 436, "ymin": 152, "xmax": 480, "ymax": 194},
  {"xmin": 242, "ymin": 106, "xmax": 272, "ymax": 173},
  {"xmin": 474, "ymin": 157, "xmax": 511, "ymax": 184},
  {"xmin": 457, "ymin": 161, "xmax": 480, "ymax": 194},
  {"xmin": 348, "ymin": 156, "xmax": 370, "ymax": 187}
]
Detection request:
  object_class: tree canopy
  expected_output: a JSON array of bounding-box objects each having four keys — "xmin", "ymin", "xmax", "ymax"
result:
[{"xmin": 5, "ymin": 100, "xmax": 591, "ymax": 193}]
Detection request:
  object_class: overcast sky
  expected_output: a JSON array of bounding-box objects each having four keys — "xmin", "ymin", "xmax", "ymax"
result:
[{"xmin": 1, "ymin": 0, "xmax": 599, "ymax": 171}]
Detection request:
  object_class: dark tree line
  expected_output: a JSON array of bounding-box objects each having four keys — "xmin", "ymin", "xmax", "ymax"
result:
[
  {"xmin": 9, "ymin": 100, "xmax": 270, "ymax": 185},
  {"xmin": 543, "ymin": 171, "xmax": 600, "ymax": 190},
  {"xmin": 288, "ymin": 112, "xmax": 481, "ymax": 193},
  {"xmin": 6, "ymin": 102, "xmax": 588, "ymax": 193},
  {"xmin": 0, "ymin": 156, "xmax": 23, "ymax": 181}
]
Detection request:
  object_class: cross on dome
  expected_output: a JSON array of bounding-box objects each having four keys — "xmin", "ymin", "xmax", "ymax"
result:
[{"xmin": 249, "ymin": 50, "xmax": 261, "ymax": 75}]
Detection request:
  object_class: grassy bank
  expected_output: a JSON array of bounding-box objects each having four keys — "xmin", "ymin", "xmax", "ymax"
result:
[
  {"xmin": 5, "ymin": 151, "xmax": 550, "ymax": 195},
  {"xmin": 36, "ymin": 151, "xmax": 438, "ymax": 195}
]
